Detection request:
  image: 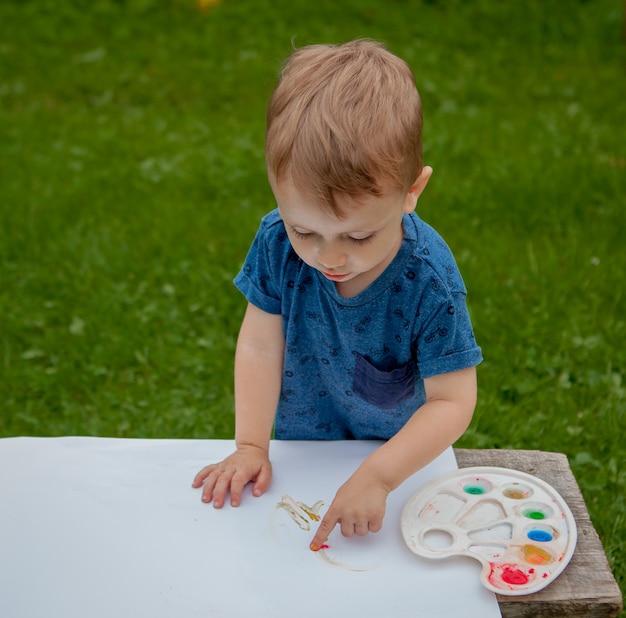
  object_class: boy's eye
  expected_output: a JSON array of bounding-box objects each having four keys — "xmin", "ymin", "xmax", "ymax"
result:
[
  {"xmin": 289, "ymin": 226, "xmax": 376, "ymax": 245},
  {"xmin": 290, "ymin": 227, "xmax": 311, "ymax": 240},
  {"xmin": 349, "ymin": 234, "xmax": 376, "ymax": 245}
]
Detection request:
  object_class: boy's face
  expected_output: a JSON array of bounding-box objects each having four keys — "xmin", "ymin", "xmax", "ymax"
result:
[{"xmin": 270, "ymin": 168, "xmax": 431, "ymax": 297}]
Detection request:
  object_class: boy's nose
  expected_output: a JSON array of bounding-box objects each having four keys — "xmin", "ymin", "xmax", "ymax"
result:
[{"xmin": 317, "ymin": 243, "xmax": 347, "ymax": 270}]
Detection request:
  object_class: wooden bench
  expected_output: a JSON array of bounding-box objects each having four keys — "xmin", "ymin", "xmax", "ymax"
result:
[{"xmin": 454, "ymin": 449, "xmax": 623, "ymax": 618}]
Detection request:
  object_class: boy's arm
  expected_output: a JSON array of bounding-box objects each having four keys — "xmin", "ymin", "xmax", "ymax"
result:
[
  {"xmin": 192, "ymin": 302, "xmax": 285, "ymax": 507},
  {"xmin": 310, "ymin": 366, "xmax": 477, "ymax": 548}
]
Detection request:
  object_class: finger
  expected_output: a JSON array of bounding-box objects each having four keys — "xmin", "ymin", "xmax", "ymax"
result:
[
  {"xmin": 192, "ymin": 465, "xmax": 216, "ymax": 488},
  {"xmin": 200, "ymin": 469, "xmax": 221, "ymax": 503},
  {"xmin": 252, "ymin": 463, "xmax": 272, "ymax": 497},
  {"xmin": 340, "ymin": 519, "xmax": 356, "ymax": 538},
  {"xmin": 354, "ymin": 522, "xmax": 370, "ymax": 536},
  {"xmin": 210, "ymin": 469, "xmax": 235, "ymax": 509},
  {"xmin": 310, "ymin": 512, "xmax": 339, "ymax": 551},
  {"xmin": 368, "ymin": 519, "xmax": 383, "ymax": 534},
  {"xmin": 229, "ymin": 472, "xmax": 250, "ymax": 507}
]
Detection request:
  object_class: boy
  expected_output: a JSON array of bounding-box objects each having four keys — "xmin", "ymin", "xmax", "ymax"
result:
[{"xmin": 193, "ymin": 39, "xmax": 482, "ymax": 551}]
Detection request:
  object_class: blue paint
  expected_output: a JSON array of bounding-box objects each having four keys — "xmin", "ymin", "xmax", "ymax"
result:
[{"xmin": 527, "ymin": 529, "xmax": 553, "ymax": 543}]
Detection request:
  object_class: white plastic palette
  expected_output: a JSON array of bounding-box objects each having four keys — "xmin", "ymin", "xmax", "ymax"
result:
[{"xmin": 401, "ymin": 467, "xmax": 577, "ymax": 595}]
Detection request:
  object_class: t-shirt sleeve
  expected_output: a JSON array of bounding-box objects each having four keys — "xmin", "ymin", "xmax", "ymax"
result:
[
  {"xmin": 415, "ymin": 289, "xmax": 482, "ymax": 379},
  {"xmin": 233, "ymin": 215, "xmax": 283, "ymax": 315}
]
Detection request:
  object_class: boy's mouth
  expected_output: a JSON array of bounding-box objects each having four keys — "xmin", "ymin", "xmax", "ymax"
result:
[{"xmin": 322, "ymin": 271, "xmax": 350, "ymax": 282}]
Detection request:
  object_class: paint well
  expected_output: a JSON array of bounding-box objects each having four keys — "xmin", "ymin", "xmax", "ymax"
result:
[
  {"xmin": 468, "ymin": 522, "xmax": 513, "ymax": 542},
  {"xmin": 527, "ymin": 529, "xmax": 553, "ymax": 543},
  {"xmin": 501, "ymin": 566, "xmax": 529, "ymax": 586},
  {"xmin": 501, "ymin": 482, "xmax": 533, "ymax": 500},
  {"xmin": 418, "ymin": 491, "xmax": 466, "ymax": 523},
  {"xmin": 520, "ymin": 502, "xmax": 554, "ymax": 520},
  {"xmin": 465, "ymin": 485, "xmax": 486, "ymax": 495},
  {"xmin": 422, "ymin": 529, "xmax": 454, "ymax": 550},
  {"xmin": 468, "ymin": 543, "xmax": 507, "ymax": 561},
  {"xmin": 459, "ymin": 477, "xmax": 493, "ymax": 495},
  {"xmin": 458, "ymin": 500, "xmax": 506, "ymax": 530},
  {"xmin": 520, "ymin": 544, "xmax": 553, "ymax": 565}
]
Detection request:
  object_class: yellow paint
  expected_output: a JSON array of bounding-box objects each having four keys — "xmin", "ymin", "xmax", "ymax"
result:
[
  {"xmin": 276, "ymin": 495, "xmax": 324, "ymax": 531},
  {"xmin": 520, "ymin": 544, "xmax": 553, "ymax": 565},
  {"xmin": 301, "ymin": 506, "xmax": 321, "ymax": 522},
  {"xmin": 504, "ymin": 489, "xmax": 526, "ymax": 499}
]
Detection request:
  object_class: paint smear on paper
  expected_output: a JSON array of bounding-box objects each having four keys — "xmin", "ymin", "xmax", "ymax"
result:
[
  {"xmin": 276, "ymin": 495, "xmax": 324, "ymax": 531},
  {"xmin": 273, "ymin": 495, "xmax": 384, "ymax": 572}
]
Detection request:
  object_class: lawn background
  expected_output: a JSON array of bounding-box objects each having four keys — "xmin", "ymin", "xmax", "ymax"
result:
[{"xmin": 1, "ymin": 0, "xmax": 625, "ymax": 609}]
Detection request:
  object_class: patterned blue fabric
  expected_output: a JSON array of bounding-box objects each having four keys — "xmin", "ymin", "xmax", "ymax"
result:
[{"xmin": 234, "ymin": 209, "xmax": 482, "ymax": 440}]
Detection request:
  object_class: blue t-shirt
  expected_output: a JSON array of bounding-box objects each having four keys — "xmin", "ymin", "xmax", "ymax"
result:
[{"xmin": 234, "ymin": 209, "xmax": 482, "ymax": 440}]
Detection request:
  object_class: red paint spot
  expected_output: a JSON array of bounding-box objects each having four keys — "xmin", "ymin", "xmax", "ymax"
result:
[
  {"xmin": 311, "ymin": 543, "xmax": 330, "ymax": 552},
  {"xmin": 543, "ymin": 573, "xmax": 549, "ymax": 578},
  {"xmin": 501, "ymin": 566, "xmax": 529, "ymax": 586}
]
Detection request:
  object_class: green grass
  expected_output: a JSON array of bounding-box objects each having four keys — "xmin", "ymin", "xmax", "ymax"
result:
[{"xmin": 1, "ymin": 0, "xmax": 625, "ymax": 608}]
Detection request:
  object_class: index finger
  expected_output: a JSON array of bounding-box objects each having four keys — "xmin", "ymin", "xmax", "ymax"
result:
[
  {"xmin": 192, "ymin": 464, "xmax": 217, "ymax": 488},
  {"xmin": 310, "ymin": 511, "xmax": 339, "ymax": 551}
]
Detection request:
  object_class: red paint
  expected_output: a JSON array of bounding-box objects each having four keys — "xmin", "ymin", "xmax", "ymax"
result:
[
  {"xmin": 501, "ymin": 566, "xmax": 529, "ymax": 586},
  {"xmin": 310, "ymin": 543, "xmax": 330, "ymax": 552}
]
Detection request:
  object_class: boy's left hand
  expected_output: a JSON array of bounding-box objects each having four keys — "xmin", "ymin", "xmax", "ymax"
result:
[{"xmin": 309, "ymin": 471, "xmax": 390, "ymax": 551}]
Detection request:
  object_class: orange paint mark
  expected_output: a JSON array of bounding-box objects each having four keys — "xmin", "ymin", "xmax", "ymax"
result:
[
  {"xmin": 520, "ymin": 544, "xmax": 552, "ymax": 565},
  {"xmin": 301, "ymin": 507, "xmax": 321, "ymax": 522},
  {"xmin": 277, "ymin": 495, "xmax": 324, "ymax": 531}
]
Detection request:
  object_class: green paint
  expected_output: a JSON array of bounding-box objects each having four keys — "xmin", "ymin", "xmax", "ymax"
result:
[{"xmin": 464, "ymin": 486, "xmax": 486, "ymax": 495}]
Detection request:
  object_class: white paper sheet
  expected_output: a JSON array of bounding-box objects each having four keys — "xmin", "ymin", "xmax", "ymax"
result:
[{"xmin": 0, "ymin": 438, "xmax": 501, "ymax": 618}]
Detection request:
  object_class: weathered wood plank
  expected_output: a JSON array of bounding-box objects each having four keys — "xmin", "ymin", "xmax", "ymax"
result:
[{"xmin": 454, "ymin": 449, "xmax": 623, "ymax": 618}]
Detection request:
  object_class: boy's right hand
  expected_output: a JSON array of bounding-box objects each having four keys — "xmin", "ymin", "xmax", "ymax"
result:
[{"xmin": 192, "ymin": 445, "xmax": 272, "ymax": 508}]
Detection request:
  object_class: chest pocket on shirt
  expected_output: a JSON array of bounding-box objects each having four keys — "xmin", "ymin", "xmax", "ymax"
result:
[{"xmin": 353, "ymin": 353, "xmax": 415, "ymax": 410}]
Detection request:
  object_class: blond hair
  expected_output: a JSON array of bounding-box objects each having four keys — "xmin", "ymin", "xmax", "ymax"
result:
[{"xmin": 266, "ymin": 39, "xmax": 423, "ymax": 214}]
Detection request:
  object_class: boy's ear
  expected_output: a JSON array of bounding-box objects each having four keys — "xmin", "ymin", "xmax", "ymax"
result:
[{"xmin": 403, "ymin": 166, "xmax": 433, "ymax": 214}]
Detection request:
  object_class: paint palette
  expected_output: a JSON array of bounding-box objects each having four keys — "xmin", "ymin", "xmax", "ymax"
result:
[{"xmin": 401, "ymin": 467, "xmax": 577, "ymax": 595}]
